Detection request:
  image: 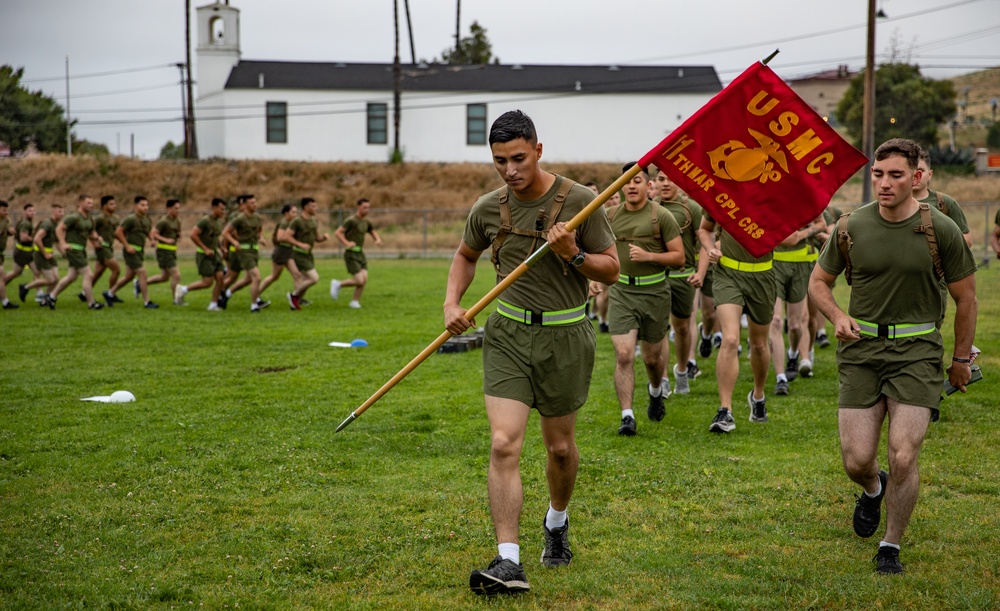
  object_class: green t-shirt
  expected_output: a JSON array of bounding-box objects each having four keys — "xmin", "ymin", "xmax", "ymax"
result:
[
  {"xmin": 464, "ymin": 175, "xmax": 615, "ymax": 311},
  {"xmin": 720, "ymin": 228, "xmax": 772, "ymax": 263},
  {"xmin": 290, "ymin": 216, "xmax": 319, "ymax": 248},
  {"xmin": 995, "ymin": 208, "xmax": 1000, "ymax": 227},
  {"xmin": 0, "ymin": 217, "xmax": 9, "ymax": 252},
  {"xmin": 94, "ymin": 212, "xmax": 119, "ymax": 247},
  {"xmin": 341, "ymin": 215, "xmax": 374, "ymax": 250},
  {"xmin": 195, "ymin": 215, "xmax": 222, "ymax": 251},
  {"xmin": 273, "ymin": 219, "xmax": 293, "ymax": 247},
  {"xmin": 16, "ymin": 218, "xmax": 35, "ymax": 246},
  {"xmin": 608, "ymin": 201, "xmax": 682, "ymax": 278},
  {"xmin": 659, "ymin": 199, "xmax": 703, "ymax": 267},
  {"xmin": 817, "ymin": 202, "xmax": 976, "ymax": 324},
  {"xmin": 36, "ymin": 219, "xmax": 57, "ymax": 249},
  {"xmin": 231, "ymin": 213, "xmax": 262, "ymax": 245},
  {"xmin": 121, "ymin": 214, "xmax": 152, "ymax": 249},
  {"xmin": 921, "ymin": 190, "xmax": 968, "ymax": 234},
  {"xmin": 154, "ymin": 216, "xmax": 181, "ymax": 244},
  {"xmin": 62, "ymin": 212, "xmax": 94, "ymax": 247}
]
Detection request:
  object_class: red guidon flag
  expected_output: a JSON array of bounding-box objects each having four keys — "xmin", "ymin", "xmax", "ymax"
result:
[{"xmin": 639, "ymin": 62, "xmax": 867, "ymax": 257}]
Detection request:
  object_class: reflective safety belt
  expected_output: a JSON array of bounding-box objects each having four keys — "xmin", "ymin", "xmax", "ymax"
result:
[
  {"xmin": 293, "ymin": 246, "xmax": 311, "ymax": 254},
  {"xmin": 668, "ymin": 266, "xmax": 697, "ymax": 278},
  {"xmin": 100, "ymin": 241, "xmax": 112, "ymax": 248},
  {"xmin": 239, "ymin": 243, "xmax": 259, "ymax": 251},
  {"xmin": 719, "ymin": 256, "xmax": 772, "ymax": 272},
  {"xmin": 16, "ymin": 243, "xmax": 33, "ymax": 252},
  {"xmin": 617, "ymin": 272, "xmax": 667, "ymax": 286},
  {"xmin": 66, "ymin": 243, "xmax": 86, "ymax": 251},
  {"xmin": 496, "ymin": 300, "xmax": 587, "ymax": 326},
  {"xmin": 156, "ymin": 243, "xmax": 177, "ymax": 251},
  {"xmin": 855, "ymin": 320, "xmax": 936, "ymax": 339},
  {"xmin": 772, "ymin": 246, "xmax": 814, "ymax": 263},
  {"xmin": 128, "ymin": 244, "xmax": 144, "ymax": 252},
  {"xmin": 346, "ymin": 246, "xmax": 362, "ymax": 252}
]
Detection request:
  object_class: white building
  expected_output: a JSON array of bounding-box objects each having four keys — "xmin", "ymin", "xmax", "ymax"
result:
[{"xmin": 195, "ymin": 1, "xmax": 722, "ymax": 163}]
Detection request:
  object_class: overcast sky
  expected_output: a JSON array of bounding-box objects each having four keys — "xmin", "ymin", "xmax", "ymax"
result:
[{"xmin": 2, "ymin": 0, "xmax": 997, "ymax": 159}]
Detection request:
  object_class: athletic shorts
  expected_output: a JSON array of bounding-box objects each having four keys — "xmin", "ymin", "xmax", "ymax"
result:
[
  {"xmin": 667, "ymin": 275, "xmax": 696, "ymax": 318},
  {"xmin": 227, "ymin": 248, "xmax": 243, "ymax": 273},
  {"xmin": 482, "ymin": 313, "xmax": 595, "ymax": 418},
  {"xmin": 772, "ymin": 260, "xmax": 810, "ymax": 303},
  {"xmin": 14, "ymin": 247, "xmax": 34, "ymax": 267},
  {"xmin": 608, "ymin": 283, "xmax": 671, "ymax": 343},
  {"xmin": 293, "ymin": 251, "xmax": 315, "ymax": 272},
  {"xmin": 66, "ymin": 249, "xmax": 88, "ymax": 270},
  {"xmin": 272, "ymin": 245, "xmax": 293, "ymax": 265},
  {"xmin": 234, "ymin": 250, "xmax": 258, "ymax": 271},
  {"xmin": 124, "ymin": 250, "xmax": 145, "ymax": 271},
  {"xmin": 196, "ymin": 252, "xmax": 224, "ymax": 278},
  {"xmin": 700, "ymin": 267, "xmax": 714, "ymax": 299},
  {"xmin": 34, "ymin": 251, "xmax": 57, "ymax": 271},
  {"xmin": 711, "ymin": 263, "xmax": 777, "ymax": 326},
  {"xmin": 96, "ymin": 246, "xmax": 115, "ymax": 264},
  {"xmin": 836, "ymin": 332, "xmax": 943, "ymax": 412},
  {"xmin": 156, "ymin": 249, "xmax": 177, "ymax": 270},
  {"xmin": 345, "ymin": 250, "xmax": 367, "ymax": 275}
]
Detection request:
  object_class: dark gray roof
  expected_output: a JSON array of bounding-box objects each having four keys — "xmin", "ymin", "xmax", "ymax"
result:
[{"xmin": 225, "ymin": 61, "xmax": 721, "ymax": 95}]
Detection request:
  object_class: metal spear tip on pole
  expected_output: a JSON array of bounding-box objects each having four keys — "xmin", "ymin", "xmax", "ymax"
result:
[{"xmin": 335, "ymin": 412, "xmax": 357, "ymax": 433}]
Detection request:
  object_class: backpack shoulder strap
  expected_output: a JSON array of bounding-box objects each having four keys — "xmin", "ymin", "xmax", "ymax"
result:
[
  {"xmin": 836, "ymin": 212, "xmax": 854, "ymax": 285},
  {"xmin": 491, "ymin": 187, "xmax": 514, "ymax": 275},
  {"xmin": 914, "ymin": 202, "xmax": 944, "ymax": 281},
  {"xmin": 935, "ymin": 191, "xmax": 947, "ymax": 215},
  {"xmin": 545, "ymin": 177, "xmax": 575, "ymax": 229}
]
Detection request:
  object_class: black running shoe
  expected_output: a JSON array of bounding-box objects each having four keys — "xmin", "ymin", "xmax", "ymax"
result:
[
  {"xmin": 133, "ymin": 278, "xmax": 140, "ymax": 298},
  {"xmin": 709, "ymin": 408, "xmax": 735, "ymax": 433},
  {"xmin": 748, "ymin": 391, "xmax": 768, "ymax": 423},
  {"xmin": 785, "ymin": 353, "xmax": 800, "ymax": 374},
  {"xmin": 45, "ymin": 295, "xmax": 56, "ymax": 310},
  {"xmin": 541, "ymin": 519, "xmax": 572, "ymax": 567},
  {"xmin": 77, "ymin": 291, "xmax": 87, "ymax": 302},
  {"xmin": 853, "ymin": 470, "xmax": 888, "ymax": 538},
  {"xmin": 698, "ymin": 323, "xmax": 713, "ymax": 358},
  {"xmin": 218, "ymin": 291, "xmax": 229, "ymax": 310},
  {"xmin": 109, "ymin": 292, "xmax": 124, "ymax": 304},
  {"xmin": 817, "ymin": 330, "xmax": 831, "ymax": 349},
  {"xmin": 2, "ymin": 301, "xmax": 19, "ymax": 310},
  {"xmin": 256, "ymin": 298, "xmax": 271, "ymax": 309},
  {"xmin": 469, "ymin": 555, "xmax": 530, "ymax": 595},
  {"xmin": 647, "ymin": 390, "xmax": 666, "ymax": 422},
  {"xmin": 686, "ymin": 360, "xmax": 701, "ymax": 380},
  {"xmin": 18, "ymin": 283, "xmax": 28, "ymax": 302},
  {"xmin": 775, "ymin": 378, "xmax": 789, "ymax": 396},
  {"xmin": 88, "ymin": 301, "xmax": 105, "ymax": 310},
  {"xmin": 618, "ymin": 415, "xmax": 637, "ymax": 436},
  {"xmin": 103, "ymin": 291, "xmax": 115, "ymax": 307},
  {"xmin": 144, "ymin": 301, "xmax": 160, "ymax": 309},
  {"xmin": 299, "ymin": 298, "xmax": 312, "ymax": 307},
  {"xmin": 873, "ymin": 545, "xmax": 904, "ymax": 574},
  {"xmin": 598, "ymin": 322, "xmax": 609, "ymax": 333}
]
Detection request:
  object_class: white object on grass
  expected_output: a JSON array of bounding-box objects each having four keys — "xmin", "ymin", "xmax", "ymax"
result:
[{"xmin": 81, "ymin": 390, "xmax": 136, "ymax": 403}]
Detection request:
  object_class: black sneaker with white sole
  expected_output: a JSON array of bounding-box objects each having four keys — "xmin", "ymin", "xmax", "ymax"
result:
[
  {"xmin": 775, "ymin": 378, "xmax": 789, "ymax": 395},
  {"xmin": 470, "ymin": 555, "xmax": 530, "ymax": 595},
  {"xmin": 873, "ymin": 545, "xmax": 904, "ymax": 574},
  {"xmin": 540, "ymin": 519, "xmax": 572, "ymax": 567},
  {"xmin": 698, "ymin": 323, "xmax": 713, "ymax": 358},
  {"xmin": 748, "ymin": 391, "xmax": 768, "ymax": 422},
  {"xmin": 853, "ymin": 469, "xmax": 888, "ymax": 538},
  {"xmin": 618, "ymin": 415, "xmax": 637, "ymax": 436},
  {"xmin": 709, "ymin": 408, "xmax": 735, "ymax": 433}
]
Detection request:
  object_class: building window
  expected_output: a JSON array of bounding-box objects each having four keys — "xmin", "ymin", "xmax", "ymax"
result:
[
  {"xmin": 266, "ymin": 102, "xmax": 287, "ymax": 144},
  {"xmin": 367, "ymin": 103, "xmax": 388, "ymax": 145},
  {"xmin": 467, "ymin": 104, "xmax": 487, "ymax": 145}
]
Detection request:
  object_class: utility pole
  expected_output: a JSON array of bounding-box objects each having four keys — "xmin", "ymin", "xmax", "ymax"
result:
[
  {"xmin": 177, "ymin": 63, "xmax": 188, "ymax": 156},
  {"xmin": 455, "ymin": 0, "xmax": 461, "ymax": 60},
  {"xmin": 392, "ymin": 0, "xmax": 402, "ymax": 162},
  {"xmin": 65, "ymin": 56, "xmax": 72, "ymax": 156},
  {"xmin": 861, "ymin": 0, "xmax": 877, "ymax": 204},
  {"xmin": 403, "ymin": 0, "xmax": 416, "ymax": 64},
  {"xmin": 185, "ymin": 0, "xmax": 198, "ymax": 159}
]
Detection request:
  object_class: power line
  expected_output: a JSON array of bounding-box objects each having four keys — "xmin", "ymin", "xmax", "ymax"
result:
[{"xmin": 21, "ymin": 63, "xmax": 178, "ymax": 84}]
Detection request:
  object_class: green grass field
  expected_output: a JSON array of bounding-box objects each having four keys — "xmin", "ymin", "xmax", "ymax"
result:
[{"xmin": 1, "ymin": 258, "xmax": 997, "ymax": 610}]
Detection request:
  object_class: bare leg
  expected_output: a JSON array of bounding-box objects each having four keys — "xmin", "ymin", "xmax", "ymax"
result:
[
  {"xmin": 611, "ymin": 331, "xmax": 639, "ymax": 412},
  {"xmin": 714, "ymin": 303, "xmax": 743, "ymax": 409},
  {"xmin": 539, "ymin": 411, "xmax": 579, "ymax": 513},
  {"xmin": 883, "ymin": 399, "xmax": 931, "ymax": 545},
  {"xmin": 485, "ymin": 396, "xmax": 531, "ymax": 545}
]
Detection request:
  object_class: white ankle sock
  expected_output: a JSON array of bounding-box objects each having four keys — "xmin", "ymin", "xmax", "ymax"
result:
[
  {"xmin": 865, "ymin": 478, "xmax": 883, "ymax": 498},
  {"xmin": 622, "ymin": 409, "xmax": 634, "ymax": 419},
  {"xmin": 545, "ymin": 505, "xmax": 567, "ymax": 531},
  {"xmin": 879, "ymin": 541, "xmax": 899, "ymax": 550},
  {"xmin": 648, "ymin": 382, "xmax": 662, "ymax": 397},
  {"xmin": 497, "ymin": 542, "xmax": 519, "ymax": 564}
]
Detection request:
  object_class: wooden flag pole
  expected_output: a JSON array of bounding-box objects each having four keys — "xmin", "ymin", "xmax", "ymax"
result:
[{"xmin": 335, "ymin": 164, "xmax": 642, "ymax": 432}]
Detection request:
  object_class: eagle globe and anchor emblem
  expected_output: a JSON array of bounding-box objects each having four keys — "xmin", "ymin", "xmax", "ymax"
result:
[{"xmin": 708, "ymin": 129, "xmax": 790, "ymax": 184}]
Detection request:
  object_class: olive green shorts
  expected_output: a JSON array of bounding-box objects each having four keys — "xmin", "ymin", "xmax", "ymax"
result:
[
  {"xmin": 124, "ymin": 249, "xmax": 145, "ymax": 271},
  {"xmin": 608, "ymin": 283, "xmax": 671, "ymax": 343},
  {"xmin": 772, "ymin": 260, "xmax": 811, "ymax": 303},
  {"xmin": 272, "ymin": 245, "xmax": 293, "ymax": 265},
  {"xmin": 227, "ymin": 247, "xmax": 243, "ymax": 273},
  {"xmin": 711, "ymin": 263, "xmax": 777, "ymax": 326},
  {"xmin": 155, "ymin": 249, "xmax": 177, "ymax": 270},
  {"xmin": 14, "ymin": 247, "xmax": 34, "ymax": 267},
  {"xmin": 482, "ymin": 313, "xmax": 595, "ymax": 418},
  {"xmin": 95, "ymin": 246, "xmax": 115, "ymax": 264},
  {"xmin": 234, "ymin": 250, "xmax": 258, "ymax": 271},
  {"xmin": 34, "ymin": 251, "xmax": 57, "ymax": 271},
  {"xmin": 667, "ymin": 274, "xmax": 696, "ymax": 318},
  {"xmin": 293, "ymin": 251, "xmax": 315, "ymax": 272},
  {"xmin": 66, "ymin": 249, "xmax": 89, "ymax": 270},
  {"xmin": 836, "ymin": 333, "xmax": 944, "ymax": 411},
  {"xmin": 196, "ymin": 252, "xmax": 224, "ymax": 277},
  {"xmin": 345, "ymin": 250, "xmax": 367, "ymax": 275},
  {"xmin": 700, "ymin": 267, "xmax": 714, "ymax": 299}
]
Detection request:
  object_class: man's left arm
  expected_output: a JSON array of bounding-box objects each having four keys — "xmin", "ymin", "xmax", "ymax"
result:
[
  {"xmin": 945, "ymin": 273, "xmax": 977, "ymax": 392},
  {"xmin": 369, "ymin": 228, "xmax": 383, "ymax": 247}
]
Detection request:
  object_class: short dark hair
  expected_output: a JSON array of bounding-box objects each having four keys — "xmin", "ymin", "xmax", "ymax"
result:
[
  {"xmin": 356, "ymin": 198, "xmax": 369, "ymax": 206},
  {"xmin": 621, "ymin": 161, "xmax": 648, "ymax": 178},
  {"xmin": 78, "ymin": 194, "xmax": 91, "ymax": 203},
  {"xmin": 134, "ymin": 196, "xmax": 147, "ymax": 204},
  {"xmin": 300, "ymin": 197, "xmax": 315, "ymax": 208},
  {"xmin": 874, "ymin": 138, "xmax": 920, "ymax": 170},
  {"xmin": 281, "ymin": 203, "xmax": 293, "ymax": 214},
  {"xmin": 24, "ymin": 203, "xmax": 34, "ymax": 210},
  {"xmin": 166, "ymin": 199, "xmax": 180, "ymax": 209},
  {"xmin": 211, "ymin": 198, "xmax": 226, "ymax": 207},
  {"xmin": 489, "ymin": 110, "xmax": 537, "ymax": 146},
  {"xmin": 0, "ymin": 200, "xmax": 8, "ymax": 209},
  {"xmin": 52, "ymin": 204, "xmax": 64, "ymax": 210},
  {"xmin": 100, "ymin": 195, "xmax": 115, "ymax": 207},
  {"xmin": 238, "ymin": 194, "xmax": 255, "ymax": 204},
  {"xmin": 918, "ymin": 147, "xmax": 932, "ymax": 167}
]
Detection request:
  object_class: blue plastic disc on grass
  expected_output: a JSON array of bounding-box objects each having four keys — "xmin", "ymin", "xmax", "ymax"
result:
[{"xmin": 351, "ymin": 339, "xmax": 369, "ymax": 348}]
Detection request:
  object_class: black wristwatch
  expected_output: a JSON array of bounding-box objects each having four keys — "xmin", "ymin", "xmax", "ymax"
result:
[{"xmin": 569, "ymin": 250, "xmax": 586, "ymax": 268}]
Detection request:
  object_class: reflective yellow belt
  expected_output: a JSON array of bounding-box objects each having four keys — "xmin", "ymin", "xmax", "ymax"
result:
[
  {"xmin": 617, "ymin": 272, "xmax": 666, "ymax": 286},
  {"xmin": 100, "ymin": 241, "xmax": 112, "ymax": 248},
  {"xmin": 157, "ymin": 242, "xmax": 177, "ymax": 251},
  {"xmin": 497, "ymin": 300, "xmax": 587, "ymax": 326},
  {"xmin": 293, "ymin": 246, "xmax": 311, "ymax": 254},
  {"xmin": 128, "ymin": 244, "xmax": 144, "ymax": 253},
  {"xmin": 772, "ymin": 246, "xmax": 815, "ymax": 263},
  {"xmin": 856, "ymin": 320, "xmax": 936, "ymax": 339},
  {"xmin": 719, "ymin": 256, "xmax": 772, "ymax": 272},
  {"xmin": 66, "ymin": 243, "xmax": 86, "ymax": 251},
  {"xmin": 239, "ymin": 243, "xmax": 258, "ymax": 251},
  {"xmin": 16, "ymin": 243, "xmax": 33, "ymax": 252},
  {"xmin": 347, "ymin": 246, "xmax": 363, "ymax": 252},
  {"xmin": 668, "ymin": 266, "xmax": 697, "ymax": 278}
]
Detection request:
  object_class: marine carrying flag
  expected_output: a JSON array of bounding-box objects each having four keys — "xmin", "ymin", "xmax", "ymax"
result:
[{"xmin": 639, "ymin": 62, "xmax": 867, "ymax": 257}]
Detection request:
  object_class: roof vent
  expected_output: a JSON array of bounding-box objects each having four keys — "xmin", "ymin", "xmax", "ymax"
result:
[
  {"xmin": 335, "ymin": 62, "xmax": 347, "ymax": 68},
  {"xmin": 418, "ymin": 61, "xmax": 429, "ymax": 69},
  {"xmin": 678, "ymin": 68, "xmax": 684, "ymax": 78},
  {"xmin": 511, "ymin": 64, "xmax": 524, "ymax": 70},
  {"xmin": 608, "ymin": 65, "xmax": 620, "ymax": 71},
  {"xmin": 258, "ymin": 73, "xmax": 264, "ymax": 88},
  {"xmin": 575, "ymin": 80, "xmax": 581, "ymax": 91}
]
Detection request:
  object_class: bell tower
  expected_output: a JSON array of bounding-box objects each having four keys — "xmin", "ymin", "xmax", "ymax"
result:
[{"xmin": 196, "ymin": 0, "xmax": 241, "ymax": 98}]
